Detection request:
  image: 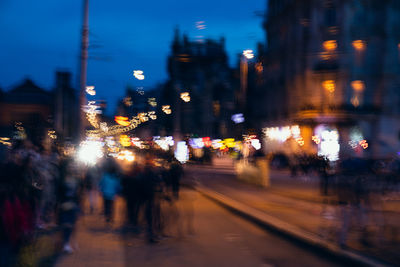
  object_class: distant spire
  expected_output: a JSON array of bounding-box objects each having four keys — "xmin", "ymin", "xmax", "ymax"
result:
[{"xmin": 172, "ymin": 26, "xmax": 181, "ymax": 53}]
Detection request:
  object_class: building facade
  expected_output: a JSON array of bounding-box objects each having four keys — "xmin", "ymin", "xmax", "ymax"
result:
[
  {"xmin": 164, "ymin": 29, "xmax": 236, "ymax": 139},
  {"xmin": 261, "ymin": 0, "xmax": 400, "ymax": 159}
]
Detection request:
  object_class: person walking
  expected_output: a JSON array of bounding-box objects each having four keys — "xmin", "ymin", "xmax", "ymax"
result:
[{"xmin": 99, "ymin": 161, "xmax": 121, "ymax": 225}]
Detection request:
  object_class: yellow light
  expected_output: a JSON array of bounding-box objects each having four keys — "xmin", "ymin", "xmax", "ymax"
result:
[
  {"xmin": 322, "ymin": 80, "xmax": 335, "ymax": 93},
  {"xmin": 323, "ymin": 40, "xmax": 337, "ymax": 51},
  {"xmin": 86, "ymin": 86, "xmax": 96, "ymax": 96},
  {"xmin": 120, "ymin": 135, "xmax": 131, "ymax": 147},
  {"xmin": 351, "ymin": 80, "xmax": 365, "ymax": 92},
  {"xmin": 352, "ymin": 40, "xmax": 365, "ymax": 51},
  {"xmin": 180, "ymin": 92, "xmax": 191, "ymax": 102},
  {"xmin": 312, "ymin": 135, "xmax": 321, "ymax": 145},
  {"xmin": 162, "ymin": 105, "xmax": 172, "ymax": 114},
  {"xmin": 115, "ymin": 116, "xmax": 131, "ymax": 126},
  {"xmin": 359, "ymin": 140, "xmax": 368, "ymax": 149}
]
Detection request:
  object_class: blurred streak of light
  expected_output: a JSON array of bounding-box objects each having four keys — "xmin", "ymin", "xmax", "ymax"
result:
[
  {"xmin": 86, "ymin": 85, "xmax": 96, "ymax": 95},
  {"xmin": 351, "ymin": 80, "xmax": 365, "ymax": 92},
  {"xmin": 243, "ymin": 49, "xmax": 254, "ymax": 59},
  {"xmin": 312, "ymin": 135, "xmax": 321, "ymax": 145},
  {"xmin": 352, "ymin": 40, "xmax": 366, "ymax": 51},
  {"xmin": 77, "ymin": 139, "xmax": 104, "ymax": 166},
  {"xmin": 133, "ymin": 70, "xmax": 145, "ymax": 80},
  {"xmin": 180, "ymin": 92, "xmax": 191, "ymax": 102},
  {"xmin": 322, "ymin": 80, "xmax": 335, "ymax": 93},
  {"xmin": 115, "ymin": 116, "xmax": 131, "ymax": 126},
  {"xmin": 162, "ymin": 105, "xmax": 172, "ymax": 114},
  {"xmin": 323, "ymin": 40, "xmax": 337, "ymax": 51}
]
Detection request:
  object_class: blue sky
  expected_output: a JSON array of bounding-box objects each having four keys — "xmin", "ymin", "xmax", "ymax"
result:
[{"xmin": 0, "ymin": 0, "xmax": 265, "ymax": 113}]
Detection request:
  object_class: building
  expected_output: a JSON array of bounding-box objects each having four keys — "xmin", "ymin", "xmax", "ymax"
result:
[
  {"xmin": 53, "ymin": 71, "xmax": 79, "ymax": 141},
  {"xmin": 0, "ymin": 71, "xmax": 79, "ymax": 145},
  {"xmin": 0, "ymin": 79, "xmax": 53, "ymax": 145},
  {"xmin": 261, "ymin": 0, "xmax": 400, "ymax": 160},
  {"xmin": 163, "ymin": 29, "xmax": 237, "ymax": 139}
]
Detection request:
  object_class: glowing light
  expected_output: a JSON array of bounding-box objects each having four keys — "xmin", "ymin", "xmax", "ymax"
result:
[
  {"xmin": 202, "ymin": 137, "xmax": 212, "ymax": 147},
  {"xmin": 263, "ymin": 125, "xmax": 300, "ymax": 143},
  {"xmin": 196, "ymin": 21, "xmax": 206, "ymax": 30},
  {"xmin": 77, "ymin": 140, "xmax": 104, "ymax": 166},
  {"xmin": 251, "ymin": 139, "xmax": 261, "ymax": 150},
  {"xmin": 86, "ymin": 86, "xmax": 96, "ymax": 96},
  {"xmin": 133, "ymin": 70, "xmax": 145, "ymax": 80},
  {"xmin": 312, "ymin": 135, "xmax": 321, "ymax": 144},
  {"xmin": 243, "ymin": 49, "xmax": 254, "ymax": 59},
  {"xmin": 211, "ymin": 139, "xmax": 223, "ymax": 149},
  {"xmin": 351, "ymin": 96, "xmax": 360, "ymax": 107},
  {"xmin": 317, "ymin": 128, "xmax": 340, "ymax": 161},
  {"xmin": 296, "ymin": 137, "xmax": 305, "ymax": 146},
  {"xmin": 115, "ymin": 116, "xmax": 131, "ymax": 126},
  {"xmin": 117, "ymin": 150, "xmax": 135, "ymax": 162},
  {"xmin": 162, "ymin": 105, "xmax": 172, "ymax": 114},
  {"xmin": 154, "ymin": 136, "xmax": 174, "ymax": 151},
  {"xmin": 352, "ymin": 40, "xmax": 366, "ymax": 51},
  {"xmin": 224, "ymin": 138, "xmax": 236, "ymax": 148},
  {"xmin": 189, "ymin": 138, "xmax": 204, "ymax": 149},
  {"xmin": 323, "ymin": 40, "xmax": 337, "ymax": 51},
  {"xmin": 138, "ymin": 113, "xmax": 149, "ymax": 122},
  {"xmin": 180, "ymin": 92, "xmax": 191, "ymax": 102},
  {"xmin": 359, "ymin": 140, "xmax": 368, "ymax": 149},
  {"xmin": 124, "ymin": 97, "xmax": 133, "ymax": 107},
  {"xmin": 175, "ymin": 141, "xmax": 189, "ymax": 163},
  {"xmin": 351, "ymin": 80, "xmax": 365, "ymax": 92},
  {"xmin": 231, "ymin": 113, "xmax": 245, "ymax": 124},
  {"xmin": 119, "ymin": 135, "xmax": 131, "ymax": 147},
  {"xmin": 148, "ymin": 98, "xmax": 157, "ymax": 107},
  {"xmin": 322, "ymin": 80, "xmax": 335, "ymax": 93},
  {"xmin": 148, "ymin": 111, "xmax": 157, "ymax": 120}
]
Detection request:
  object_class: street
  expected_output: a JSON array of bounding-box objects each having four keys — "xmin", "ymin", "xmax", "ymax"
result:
[{"xmin": 55, "ymin": 188, "xmax": 340, "ymax": 267}]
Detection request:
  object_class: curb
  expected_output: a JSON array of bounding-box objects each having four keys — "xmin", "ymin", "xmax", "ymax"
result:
[{"xmin": 196, "ymin": 186, "xmax": 389, "ymax": 267}]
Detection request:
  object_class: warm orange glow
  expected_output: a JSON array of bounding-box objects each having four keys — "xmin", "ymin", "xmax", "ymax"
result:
[
  {"xmin": 296, "ymin": 137, "xmax": 305, "ymax": 146},
  {"xmin": 359, "ymin": 140, "xmax": 368, "ymax": 149},
  {"xmin": 351, "ymin": 96, "xmax": 360, "ymax": 107},
  {"xmin": 322, "ymin": 80, "xmax": 335, "ymax": 93},
  {"xmin": 115, "ymin": 116, "xmax": 131, "ymax": 126},
  {"xmin": 351, "ymin": 80, "xmax": 365, "ymax": 92},
  {"xmin": 352, "ymin": 40, "xmax": 366, "ymax": 51},
  {"xmin": 323, "ymin": 40, "xmax": 337, "ymax": 51}
]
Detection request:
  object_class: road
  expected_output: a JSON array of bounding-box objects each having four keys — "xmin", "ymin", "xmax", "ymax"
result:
[{"xmin": 121, "ymin": 189, "xmax": 340, "ymax": 267}]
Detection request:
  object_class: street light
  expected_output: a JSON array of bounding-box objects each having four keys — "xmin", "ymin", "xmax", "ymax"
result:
[
  {"xmin": 243, "ymin": 49, "xmax": 254, "ymax": 59},
  {"xmin": 133, "ymin": 70, "xmax": 145, "ymax": 80},
  {"xmin": 180, "ymin": 92, "xmax": 190, "ymax": 102}
]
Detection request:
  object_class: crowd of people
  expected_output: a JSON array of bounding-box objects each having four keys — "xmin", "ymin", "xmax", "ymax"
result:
[{"xmin": 0, "ymin": 140, "xmax": 184, "ymax": 265}]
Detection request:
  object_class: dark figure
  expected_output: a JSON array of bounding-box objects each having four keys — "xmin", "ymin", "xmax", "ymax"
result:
[
  {"xmin": 168, "ymin": 159, "xmax": 183, "ymax": 199},
  {"xmin": 123, "ymin": 163, "xmax": 144, "ymax": 228},
  {"xmin": 57, "ymin": 158, "xmax": 81, "ymax": 253},
  {"xmin": 140, "ymin": 159, "xmax": 160, "ymax": 243},
  {"xmin": 99, "ymin": 162, "xmax": 121, "ymax": 224},
  {"xmin": 317, "ymin": 156, "xmax": 330, "ymax": 196}
]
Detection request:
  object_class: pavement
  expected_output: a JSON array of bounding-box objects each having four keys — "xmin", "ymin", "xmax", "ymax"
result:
[
  {"xmin": 43, "ymin": 189, "xmax": 342, "ymax": 267},
  {"xmin": 184, "ymin": 162, "xmax": 400, "ymax": 266}
]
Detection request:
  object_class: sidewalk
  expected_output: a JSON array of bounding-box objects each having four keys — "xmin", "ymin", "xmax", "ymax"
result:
[
  {"xmin": 185, "ymin": 166, "xmax": 400, "ymax": 265},
  {"xmin": 55, "ymin": 197, "xmax": 126, "ymax": 267}
]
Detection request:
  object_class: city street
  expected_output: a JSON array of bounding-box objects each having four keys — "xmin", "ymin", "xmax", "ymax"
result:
[
  {"xmin": 54, "ymin": 189, "xmax": 340, "ymax": 267},
  {"xmin": 184, "ymin": 161, "xmax": 400, "ymax": 265}
]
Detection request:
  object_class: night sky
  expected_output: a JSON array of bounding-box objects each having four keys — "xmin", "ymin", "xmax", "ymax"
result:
[{"xmin": 0, "ymin": 0, "xmax": 265, "ymax": 114}]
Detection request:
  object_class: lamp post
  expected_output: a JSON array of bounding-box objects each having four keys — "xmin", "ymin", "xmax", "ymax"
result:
[{"xmin": 240, "ymin": 50, "xmax": 253, "ymax": 112}]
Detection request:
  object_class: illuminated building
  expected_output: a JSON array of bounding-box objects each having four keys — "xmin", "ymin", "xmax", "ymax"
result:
[{"xmin": 259, "ymin": 0, "xmax": 400, "ymax": 158}]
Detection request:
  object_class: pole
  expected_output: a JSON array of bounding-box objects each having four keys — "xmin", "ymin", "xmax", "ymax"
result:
[{"xmin": 79, "ymin": 0, "xmax": 89, "ymax": 140}]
